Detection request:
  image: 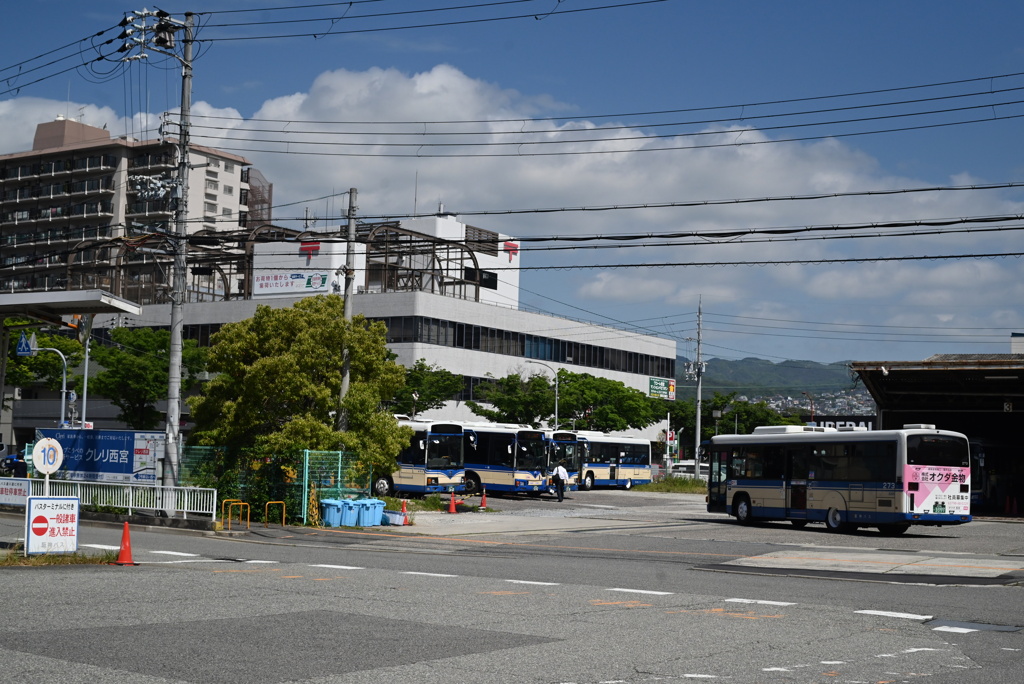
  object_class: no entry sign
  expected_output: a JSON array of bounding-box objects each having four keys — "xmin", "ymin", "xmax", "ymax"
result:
[{"xmin": 24, "ymin": 497, "xmax": 79, "ymax": 555}]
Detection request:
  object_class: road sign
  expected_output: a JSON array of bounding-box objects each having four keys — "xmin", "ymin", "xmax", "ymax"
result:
[
  {"xmin": 24, "ymin": 497, "xmax": 80, "ymax": 555},
  {"xmin": 32, "ymin": 438, "xmax": 64, "ymax": 475},
  {"xmin": 15, "ymin": 332, "xmax": 33, "ymax": 357}
]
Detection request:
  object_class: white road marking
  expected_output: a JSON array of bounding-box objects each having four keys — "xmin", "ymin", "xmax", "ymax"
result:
[
  {"xmin": 310, "ymin": 564, "xmax": 364, "ymax": 570},
  {"xmin": 403, "ymin": 572, "xmax": 458, "ymax": 577},
  {"xmin": 150, "ymin": 550, "xmax": 199, "ymax": 556},
  {"xmin": 726, "ymin": 598, "xmax": 796, "ymax": 606},
  {"xmin": 933, "ymin": 626, "xmax": 978, "ymax": 633},
  {"xmin": 607, "ymin": 588, "xmax": 673, "ymax": 595},
  {"xmin": 506, "ymin": 579, "xmax": 560, "ymax": 585},
  {"xmin": 855, "ymin": 610, "xmax": 933, "ymax": 620},
  {"xmin": 81, "ymin": 544, "xmax": 121, "ymax": 550},
  {"xmin": 244, "ymin": 560, "xmax": 277, "ymax": 564}
]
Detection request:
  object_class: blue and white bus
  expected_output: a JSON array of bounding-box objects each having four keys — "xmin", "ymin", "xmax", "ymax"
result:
[
  {"xmin": 706, "ymin": 425, "xmax": 971, "ymax": 534},
  {"xmin": 373, "ymin": 419, "xmax": 466, "ymax": 497},
  {"xmin": 546, "ymin": 431, "xmax": 582, "ymax": 492},
  {"xmin": 460, "ymin": 422, "xmax": 550, "ymax": 495},
  {"xmin": 575, "ymin": 431, "xmax": 653, "ymax": 490}
]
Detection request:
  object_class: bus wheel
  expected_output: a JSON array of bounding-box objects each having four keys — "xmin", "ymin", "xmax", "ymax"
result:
[
  {"xmin": 623, "ymin": 478, "xmax": 633, "ymax": 490},
  {"xmin": 825, "ymin": 507, "xmax": 847, "ymax": 532},
  {"xmin": 791, "ymin": 520, "xmax": 808, "ymax": 529},
  {"xmin": 372, "ymin": 476, "xmax": 393, "ymax": 498},
  {"xmin": 878, "ymin": 523, "xmax": 910, "ymax": 536},
  {"xmin": 581, "ymin": 473, "xmax": 594, "ymax": 491},
  {"xmin": 734, "ymin": 495, "xmax": 753, "ymax": 525},
  {"xmin": 463, "ymin": 473, "xmax": 481, "ymax": 496}
]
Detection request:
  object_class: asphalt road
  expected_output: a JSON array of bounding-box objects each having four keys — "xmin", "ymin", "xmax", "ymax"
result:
[{"xmin": 1, "ymin": 489, "xmax": 1022, "ymax": 683}]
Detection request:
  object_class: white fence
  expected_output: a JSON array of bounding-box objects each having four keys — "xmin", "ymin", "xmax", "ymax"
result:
[{"xmin": 0, "ymin": 477, "xmax": 217, "ymax": 519}]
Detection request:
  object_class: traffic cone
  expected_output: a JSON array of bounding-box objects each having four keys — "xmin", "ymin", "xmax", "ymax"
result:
[
  {"xmin": 109, "ymin": 522, "xmax": 139, "ymax": 566},
  {"xmin": 448, "ymin": 489, "xmax": 457, "ymax": 514},
  {"xmin": 401, "ymin": 499, "xmax": 410, "ymax": 525},
  {"xmin": 480, "ymin": 486, "xmax": 488, "ymax": 510}
]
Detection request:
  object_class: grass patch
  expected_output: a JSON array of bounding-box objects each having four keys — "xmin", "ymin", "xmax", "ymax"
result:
[
  {"xmin": 634, "ymin": 476, "xmax": 708, "ymax": 494},
  {"xmin": 1, "ymin": 549, "xmax": 119, "ymax": 566}
]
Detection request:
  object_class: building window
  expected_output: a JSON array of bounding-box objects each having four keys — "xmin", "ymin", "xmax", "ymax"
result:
[
  {"xmin": 223, "ymin": 185, "xmax": 233, "ymax": 196},
  {"xmin": 225, "ymin": 162, "xmax": 234, "ymax": 173},
  {"xmin": 208, "ymin": 158, "xmax": 220, "ymax": 169},
  {"xmin": 204, "ymin": 202, "xmax": 217, "ymax": 214},
  {"xmin": 205, "ymin": 180, "xmax": 219, "ymax": 192}
]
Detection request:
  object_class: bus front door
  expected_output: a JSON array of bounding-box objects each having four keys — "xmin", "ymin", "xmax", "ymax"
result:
[{"xmin": 707, "ymin": 448, "xmax": 727, "ymax": 512}]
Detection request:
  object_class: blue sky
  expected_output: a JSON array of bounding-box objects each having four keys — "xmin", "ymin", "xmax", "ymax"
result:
[{"xmin": 3, "ymin": 1, "xmax": 1024, "ymax": 367}]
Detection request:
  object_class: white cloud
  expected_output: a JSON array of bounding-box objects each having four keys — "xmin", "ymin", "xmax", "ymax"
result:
[{"xmin": 4, "ymin": 63, "xmax": 1023, "ymax": 361}]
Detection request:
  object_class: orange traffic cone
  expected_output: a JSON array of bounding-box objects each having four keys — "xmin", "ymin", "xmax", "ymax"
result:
[
  {"xmin": 109, "ymin": 522, "xmax": 139, "ymax": 566},
  {"xmin": 401, "ymin": 499, "xmax": 410, "ymax": 525},
  {"xmin": 480, "ymin": 486, "xmax": 488, "ymax": 510},
  {"xmin": 448, "ymin": 489, "xmax": 457, "ymax": 514}
]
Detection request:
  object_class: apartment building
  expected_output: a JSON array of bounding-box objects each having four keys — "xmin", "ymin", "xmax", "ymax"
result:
[{"xmin": 0, "ymin": 117, "xmax": 268, "ymax": 304}]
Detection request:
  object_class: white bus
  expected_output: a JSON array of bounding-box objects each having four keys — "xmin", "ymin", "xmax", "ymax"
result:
[
  {"xmin": 575, "ymin": 431, "xmax": 652, "ymax": 490},
  {"xmin": 706, "ymin": 425, "xmax": 971, "ymax": 535},
  {"xmin": 373, "ymin": 419, "xmax": 467, "ymax": 497}
]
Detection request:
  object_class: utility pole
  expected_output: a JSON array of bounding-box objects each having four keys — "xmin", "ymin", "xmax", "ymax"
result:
[
  {"xmin": 119, "ymin": 8, "xmax": 194, "ymax": 497},
  {"xmin": 165, "ymin": 12, "xmax": 194, "ymax": 495},
  {"xmin": 337, "ymin": 188, "xmax": 357, "ymax": 431},
  {"xmin": 687, "ymin": 298, "xmax": 706, "ymax": 467}
]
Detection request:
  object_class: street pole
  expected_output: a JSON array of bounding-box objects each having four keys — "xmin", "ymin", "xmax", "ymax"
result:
[
  {"xmin": 164, "ymin": 12, "xmax": 194, "ymax": 496},
  {"xmin": 338, "ymin": 188, "xmax": 357, "ymax": 431},
  {"xmin": 692, "ymin": 298, "xmax": 705, "ymax": 466},
  {"xmin": 526, "ymin": 360, "xmax": 558, "ymax": 429}
]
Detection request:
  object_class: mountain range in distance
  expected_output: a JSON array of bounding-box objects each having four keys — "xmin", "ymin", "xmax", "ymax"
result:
[{"xmin": 675, "ymin": 356, "xmax": 857, "ymax": 396}]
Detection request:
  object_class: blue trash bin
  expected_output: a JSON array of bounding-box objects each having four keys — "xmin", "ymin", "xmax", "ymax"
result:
[
  {"xmin": 319, "ymin": 499, "xmax": 342, "ymax": 527},
  {"xmin": 356, "ymin": 498, "xmax": 385, "ymax": 526},
  {"xmin": 339, "ymin": 500, "xmax": 357, "ymax": 526}
]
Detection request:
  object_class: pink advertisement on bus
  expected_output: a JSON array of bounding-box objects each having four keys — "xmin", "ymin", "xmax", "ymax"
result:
[{"xmin": 904, "ymin": 465, "xmax": 970, "ymax": 515}]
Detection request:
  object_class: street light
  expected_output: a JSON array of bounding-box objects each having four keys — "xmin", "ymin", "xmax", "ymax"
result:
[
  {"xmin": 526, "ymin": 360, "xmax": 558, "ymax": 430},
  {"xmin": 35, "ymin": 347, "xmax": 68, "ymax": 428}
]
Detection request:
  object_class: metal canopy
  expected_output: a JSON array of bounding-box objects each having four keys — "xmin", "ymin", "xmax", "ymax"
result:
[
  {"xmin": 851, "ymin": 354, "xmax": 1024, "ymax": 414},
  {"xmin": 0, "ymin": 290, "xmax": 141, "ymax": 326}
]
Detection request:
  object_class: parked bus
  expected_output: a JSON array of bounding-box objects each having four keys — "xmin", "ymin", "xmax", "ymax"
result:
[
  {"xmin": 373, "ymin": 419, "xmax": 466, "ymax": 497},
  {"xmin": 460, "ymin": 422, "xmax": 550, "ymax": 495},
  {"xmin": 706, "ymin": 424, "xmax": 971, "ymax": 535},
  {"xmin": 576, "ymin": 431, "xmax": 653, "ymax": 490},
  {"xmin": 546, "ymin": 431, "xmax": 583, "ymax": 492}
]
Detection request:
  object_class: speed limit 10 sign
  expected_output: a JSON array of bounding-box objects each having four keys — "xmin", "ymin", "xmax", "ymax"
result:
[{"xmin": 32, "ymin": 438, "xmax": 64, "ymax": 475}]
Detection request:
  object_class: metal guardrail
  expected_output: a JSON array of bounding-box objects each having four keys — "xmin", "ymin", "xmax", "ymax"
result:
[{"xmin": 1, "ymin": 477, "xmax": 217, "ymax": 519}]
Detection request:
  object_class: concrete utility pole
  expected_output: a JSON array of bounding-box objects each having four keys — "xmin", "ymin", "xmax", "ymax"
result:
[
  {"xmin": 165, "ymin": 12, "xmax": 194, "ymax": 494},
  {"xmin": 338, "ymin": 188, "xmax": 357, "ymax": 431},
  {"xmin": 119, "ymin": 8, "xmax": 194, "ymax": 496},
  {"xmin": 690, "ymin": 298, "xmax": 706, "ymax": 466}
]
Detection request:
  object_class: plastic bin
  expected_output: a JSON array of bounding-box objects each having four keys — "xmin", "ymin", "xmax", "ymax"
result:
[
  {"xmin": 355, "ymin": 498, "xmax": 385, "ymax": 526},
  {"xmin": 339, "ymin": 500, "xmax": 357, "ymax": 527},
  {"xmin": 319, "ymin": 499, "xmax": 342, "ymax": 527}
]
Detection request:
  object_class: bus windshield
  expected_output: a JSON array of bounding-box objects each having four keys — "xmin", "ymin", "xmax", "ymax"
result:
[
  {"xmin": 907, "ymin": 435, "xmax": 969, "ymax": 468},
  {"xmin": 516, "ymin": 431, "xmax": 547, "ymax": 470},
  {"xmin": 426, "ymin": 432, "xmax": 464, "ymax": 469}
]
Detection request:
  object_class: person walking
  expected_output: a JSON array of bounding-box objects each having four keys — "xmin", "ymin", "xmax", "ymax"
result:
[
  {"xmin": 552, "ymin": 461, "xmax": 569, "ymax": 502},
  {"xmin": 12, "ymin": 452, "xmax": 28, "ymax": 478}
]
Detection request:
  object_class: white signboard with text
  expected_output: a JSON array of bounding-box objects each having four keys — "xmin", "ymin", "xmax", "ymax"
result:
[{"xmin": 24, "ymin": 497, "xmax": 80, "ymax": 555}]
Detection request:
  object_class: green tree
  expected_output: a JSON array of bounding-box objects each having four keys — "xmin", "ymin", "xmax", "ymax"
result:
[
  {"xmin": 391, "ymin": 359, "xmax": 463, "ymax": 418},
  {"xmin": 466, "ymin": 372, "xmax": 552, "ymax": 426},
  {"xmin": 669, "ymin": 392, "xmax": 801, "ymax": 452},
  {"xmin": 558, "ymin": 371, "xmax": 661, "ymax": 432},
  {"xmin": 186, "ymin": 295, "xmax": 411, "ymax": 484},
  {"xmin": 90, "ymin": 327, "xmax": 206, "ymax": 430},
  {"xmin": 467, "ymin": 369, "xmax": 660, "ymax": 432},
  {"xmin": 2, "ymin": 320, "xmax": 83, "ymax": 413}
]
